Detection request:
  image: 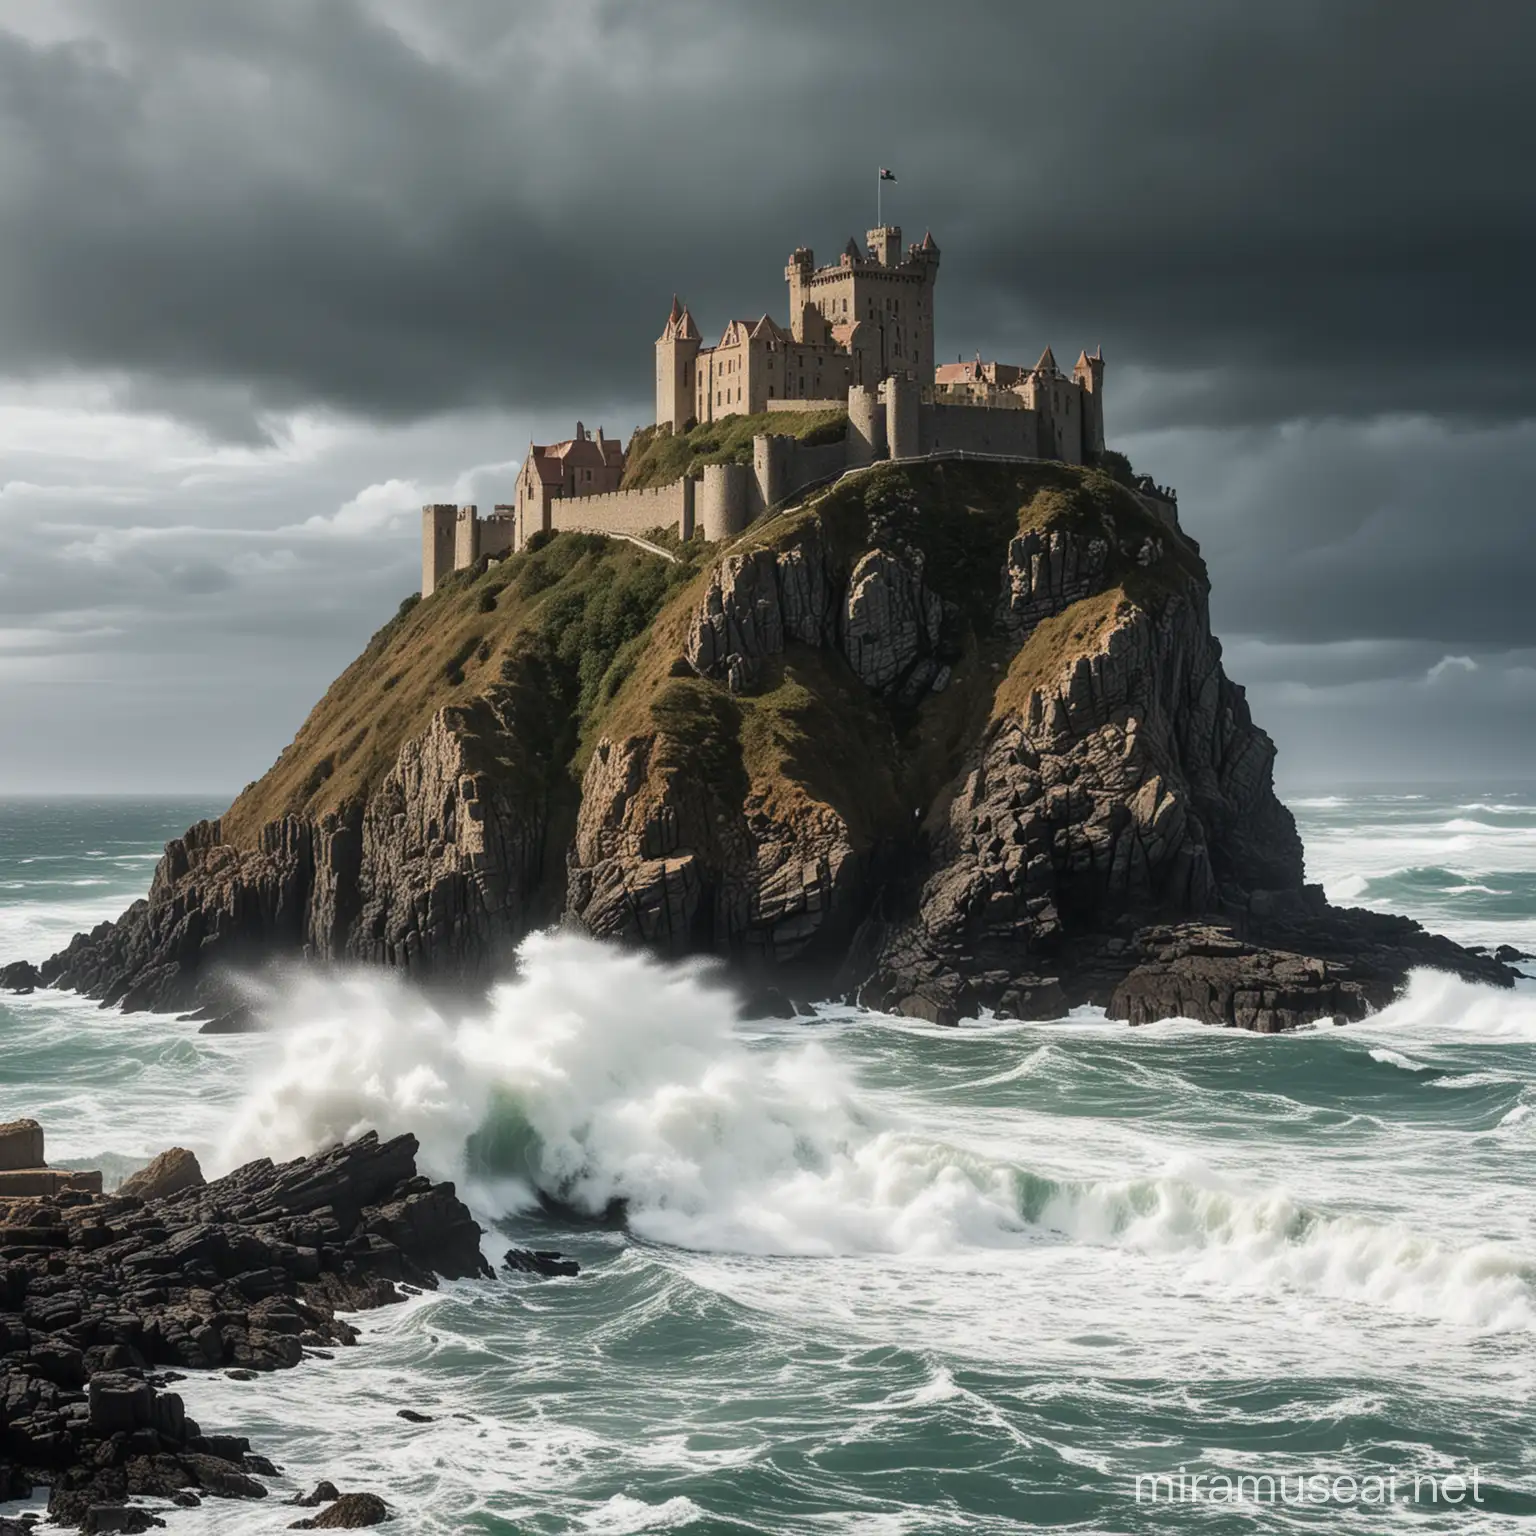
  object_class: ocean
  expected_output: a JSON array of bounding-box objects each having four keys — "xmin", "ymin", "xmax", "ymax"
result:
[{"xmin": 1, "ymin": 790, "xmax": 1533, "ymax": 1533}]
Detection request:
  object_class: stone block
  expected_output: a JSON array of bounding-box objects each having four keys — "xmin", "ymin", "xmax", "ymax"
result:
[{"xmin": 0, "ymin": 1119, "xmax": 44, "ymax": 1171}]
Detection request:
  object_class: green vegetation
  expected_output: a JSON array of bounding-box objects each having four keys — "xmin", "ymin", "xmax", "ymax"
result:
[
  {"xmin": 621, "ymin": 409, "xmax": 848, "ymax": 490},
  {"xmin": 223, "ymin": 533, "xmax": 705, "ymax": 843}
]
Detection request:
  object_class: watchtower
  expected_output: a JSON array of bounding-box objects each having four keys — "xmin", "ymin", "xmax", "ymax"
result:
[
  {"xmin": 655, "ymin": 296, "xmax": 702, "ymax": 431},
  {"xmin": 421, "ymin": 504, "xmax": 457, "ymax": 597},
  {"xmin": 1073, "ymin": 347, "xmax": 1106, "ymax": 460}
]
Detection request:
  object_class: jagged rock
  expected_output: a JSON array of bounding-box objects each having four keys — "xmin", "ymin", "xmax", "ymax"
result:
[
  {"xmin": 502, "ymin": 1247, "xmax": 580, "ymax": 1278},
  {"xmin": 289, "ymin": 1492, "xmax": 388, "ymax": 1528},
  {"xmin": 0, "ymin": 1129, "xmax": 488, "ymax": 1528},
  {"xmin": 81, "ymin": 1508, "xmax": 164, "ymax": 1534},
  {"xmin": 289, "ymin": 1480, "xmax": 341, "ymax": 1507},
  {"xmin": 395, "ymin": 1408, "xmax": 434, "ymax": 1423},
  {"xmin": 0, "ymin": 961, "xmax": 41, "ymax": 993},
  {"xmin": 117, "ymin": 1149, "xmax": 205, "ymax": 1203}
]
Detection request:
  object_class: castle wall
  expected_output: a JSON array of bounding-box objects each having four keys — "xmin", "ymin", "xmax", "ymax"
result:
[
  {"xmin": 765, "ymin": 398, "xmax": 846, "ymax": 413},
  {"xmin": 421, "ymin": 504, "xmax": 458, "ymax": 597},
  {"xmin": 917, "ymin": 402, "xmax": 1039, "ymax": 458},
  {"xmin": 699, "ymin": 462, "xmax": 749, "ymax": 541},
  {"xmin": 482, "ymin": 510, "xmax": 517, "ymax": 559},
  {"xmin": 548, "ymin": 479, "xmax": 696, "ymax": 543}
]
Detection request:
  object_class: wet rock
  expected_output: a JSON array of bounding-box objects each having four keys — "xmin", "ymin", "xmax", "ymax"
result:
[
  {"xmin": 81, "ymin": 1508, "xmax": 164, "ymax": 1534},
  {"xmin": 289, "ymin": 1491, "xmax": 389, "ymax": 1528},
  {"xmin": 1494, "ymin": 943, "xmax": 1532, "ymax": 962},
  {"xmin": 0, "ymin": 961, "xmax": 41, "ymax": 993},
  {"xmin": 396, "ymin": 1408, "xmax": 434, "ymax": 1423},
  {"xmin": 289, "ymin": 1480, "xmax": 341, "ymax": 1507},
  {"xmin": 0, "ymin": 1129, "xmax": 489, "ymax": 1527},
  {"xmin": 503, "ymin": 1247, "xmax": 581, "ymax": 1278}
]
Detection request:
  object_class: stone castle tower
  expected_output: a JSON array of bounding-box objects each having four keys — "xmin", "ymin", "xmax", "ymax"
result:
[
  {"xmin": 786, "ymin": 226, "xmax": 940, "ymax": 384},
  {"xmin": 1073, "ymin": 347, "xmax": 1105, "ymax": 460},
  {"xmin": 655, "ymin": 297, "xmax": 702, "ymax": 433}
]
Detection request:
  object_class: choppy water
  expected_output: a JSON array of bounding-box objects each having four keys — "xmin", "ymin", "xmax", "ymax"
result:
[{"xmin": 1, "ymin": 791, "xmax": 1534, "ymax": 1533}]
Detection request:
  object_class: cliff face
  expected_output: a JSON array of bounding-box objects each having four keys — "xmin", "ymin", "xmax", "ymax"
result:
[{"xmin": 24, "ymin": 462, "xmax": 1514, "ymax": 1029}]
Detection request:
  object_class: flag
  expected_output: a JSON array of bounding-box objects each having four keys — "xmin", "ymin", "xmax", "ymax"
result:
[{"xmin": 879, "ymin": 168, "xmax": 896, "ymax": 182}]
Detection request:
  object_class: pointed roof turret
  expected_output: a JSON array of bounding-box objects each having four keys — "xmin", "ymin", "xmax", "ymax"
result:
[
  {"xmin": 676, "ymin": 305, "xmax": 700, "ymax": 341},
  {"xmin": 1035, "ymin": 346, "xmax": 1059, "ymax": 375},
  {"xmin": 920, "ymin": 229, "xmax": 939, "ymax": 251}
]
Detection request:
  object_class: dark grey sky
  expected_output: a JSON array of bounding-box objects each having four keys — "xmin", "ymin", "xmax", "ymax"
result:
[{"xmin": 1, "ymin": 0, "xmax": 1532, "ymax": 793}]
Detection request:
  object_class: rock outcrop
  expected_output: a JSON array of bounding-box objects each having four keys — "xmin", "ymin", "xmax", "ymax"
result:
[
  {"xmin": 37, "ymin": 705, "xmax": 554, "ymax": 1018},
  {"xmin": 9, "ymin": 460, "xmax": 1515, "ymax": 1030},
  {"xmin": 116, "ymin": 1152, "xmax": 204, "ymax": 1205},
  {"xmin": 0, "ymin": 1129, "xmax": 485, "ymax": 1529}
]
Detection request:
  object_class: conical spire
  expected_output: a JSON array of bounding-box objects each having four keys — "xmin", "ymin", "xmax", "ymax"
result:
[{"xmin": 1035, "ymin": 345, "xmax": 1059, "ymax": 374}]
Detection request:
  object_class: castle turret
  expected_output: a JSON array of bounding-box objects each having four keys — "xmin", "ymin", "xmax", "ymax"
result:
[
  {"xmin": 1073, "ymin": 346, "xmax": 1106, "ymax": 460},
  {"xmin": 785, "ymin": 247, "xmax": 815, "ymax": 342},
  {"xmin": 867, "ymin": 225, "xmax": 902, "ymax": 268},
  {"xmin": 655, "ymin": 296, "xmax": 702, "ymax": 431}
]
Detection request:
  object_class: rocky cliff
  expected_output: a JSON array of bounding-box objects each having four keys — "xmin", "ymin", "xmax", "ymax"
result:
[{"xmin": 12, "ymin": 461, "xmax": 1514, "ymax": 1030}]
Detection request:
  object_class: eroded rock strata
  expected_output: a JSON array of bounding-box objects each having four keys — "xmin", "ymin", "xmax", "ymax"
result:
[
  {"xmin": 9, "ymin": 461, "xmax": 1513, "ymax": 1030},
  {"xmin": 0, "ymin": 1131, "xmax": 486, "ymax": 1528}
]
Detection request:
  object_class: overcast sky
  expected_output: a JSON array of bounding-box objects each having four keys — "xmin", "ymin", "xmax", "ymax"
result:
[{"xmin": 0, "ymin": 0, "xmax": 1532, "ymax": 795}]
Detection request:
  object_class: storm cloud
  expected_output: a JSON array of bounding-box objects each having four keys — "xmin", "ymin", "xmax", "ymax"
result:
[{"xmin": 0, "ymin": 0, "xmax": 1532, "ymax": 792}]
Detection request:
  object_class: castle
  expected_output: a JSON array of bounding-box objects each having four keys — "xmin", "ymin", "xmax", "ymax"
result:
[{"xmin": 424, "ymin": 224, "xmax": 1132, "ymax": 596}]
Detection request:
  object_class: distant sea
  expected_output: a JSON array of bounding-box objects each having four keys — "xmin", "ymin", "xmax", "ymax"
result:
[{"xmin": 1, "ymin": 788, "xmax": 1533, "ymax": 1533}]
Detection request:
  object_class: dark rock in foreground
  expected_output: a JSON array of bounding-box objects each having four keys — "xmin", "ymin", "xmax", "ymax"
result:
[{"xmin": 1, "ymin": 1130, "xmax": 487, "ymax": 1528}]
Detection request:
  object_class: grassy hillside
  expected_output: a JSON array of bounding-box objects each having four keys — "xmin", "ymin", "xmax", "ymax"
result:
[
  {"xmin": 621, "ymin": 409, "xmax": 848, "ymax": 490},
  {"xmin": 221, "ymin": 534, "xmax": 706, "ymax": 844}
]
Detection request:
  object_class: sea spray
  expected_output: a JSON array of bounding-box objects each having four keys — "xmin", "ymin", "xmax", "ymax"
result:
[{"xmin": 216, "ymin": 933, "xmax": 1536, "ymax": 1327}]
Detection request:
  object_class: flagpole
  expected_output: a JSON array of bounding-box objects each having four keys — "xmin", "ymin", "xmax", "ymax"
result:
[{"xmin": 877, "ymin": 167, "xmax": 881, "ymax": 228}]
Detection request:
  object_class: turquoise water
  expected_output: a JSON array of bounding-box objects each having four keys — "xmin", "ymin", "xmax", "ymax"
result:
[{"xmin": 1, "ymin": 792, "xmax": 1534, "ymax": 1533}]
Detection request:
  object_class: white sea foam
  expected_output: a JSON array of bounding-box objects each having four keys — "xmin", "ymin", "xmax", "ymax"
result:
[
  {"xmin": 221, "ymin": 935, "xmax": 1536, "ymax": 1331},
  {"xmin": 1354, "ymin": 968, "xmax": 1536, "ymax": 1045},
  {"xmin": 1367, "ymin": 1047, "xmax": 1434, "ymax": 1072}
]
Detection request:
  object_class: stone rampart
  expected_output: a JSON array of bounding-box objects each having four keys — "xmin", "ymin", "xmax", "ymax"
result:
[
  {"xmin": 549, "ymin": 478, "xmax": 696, "ymax": 542},
  {"xmin": 765, "ymin": 398, "xmax": 847, "ymax": 413},
  {"xmin": 917, "ymin": 401, "xmax": 1039, "ymax": 458}
]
